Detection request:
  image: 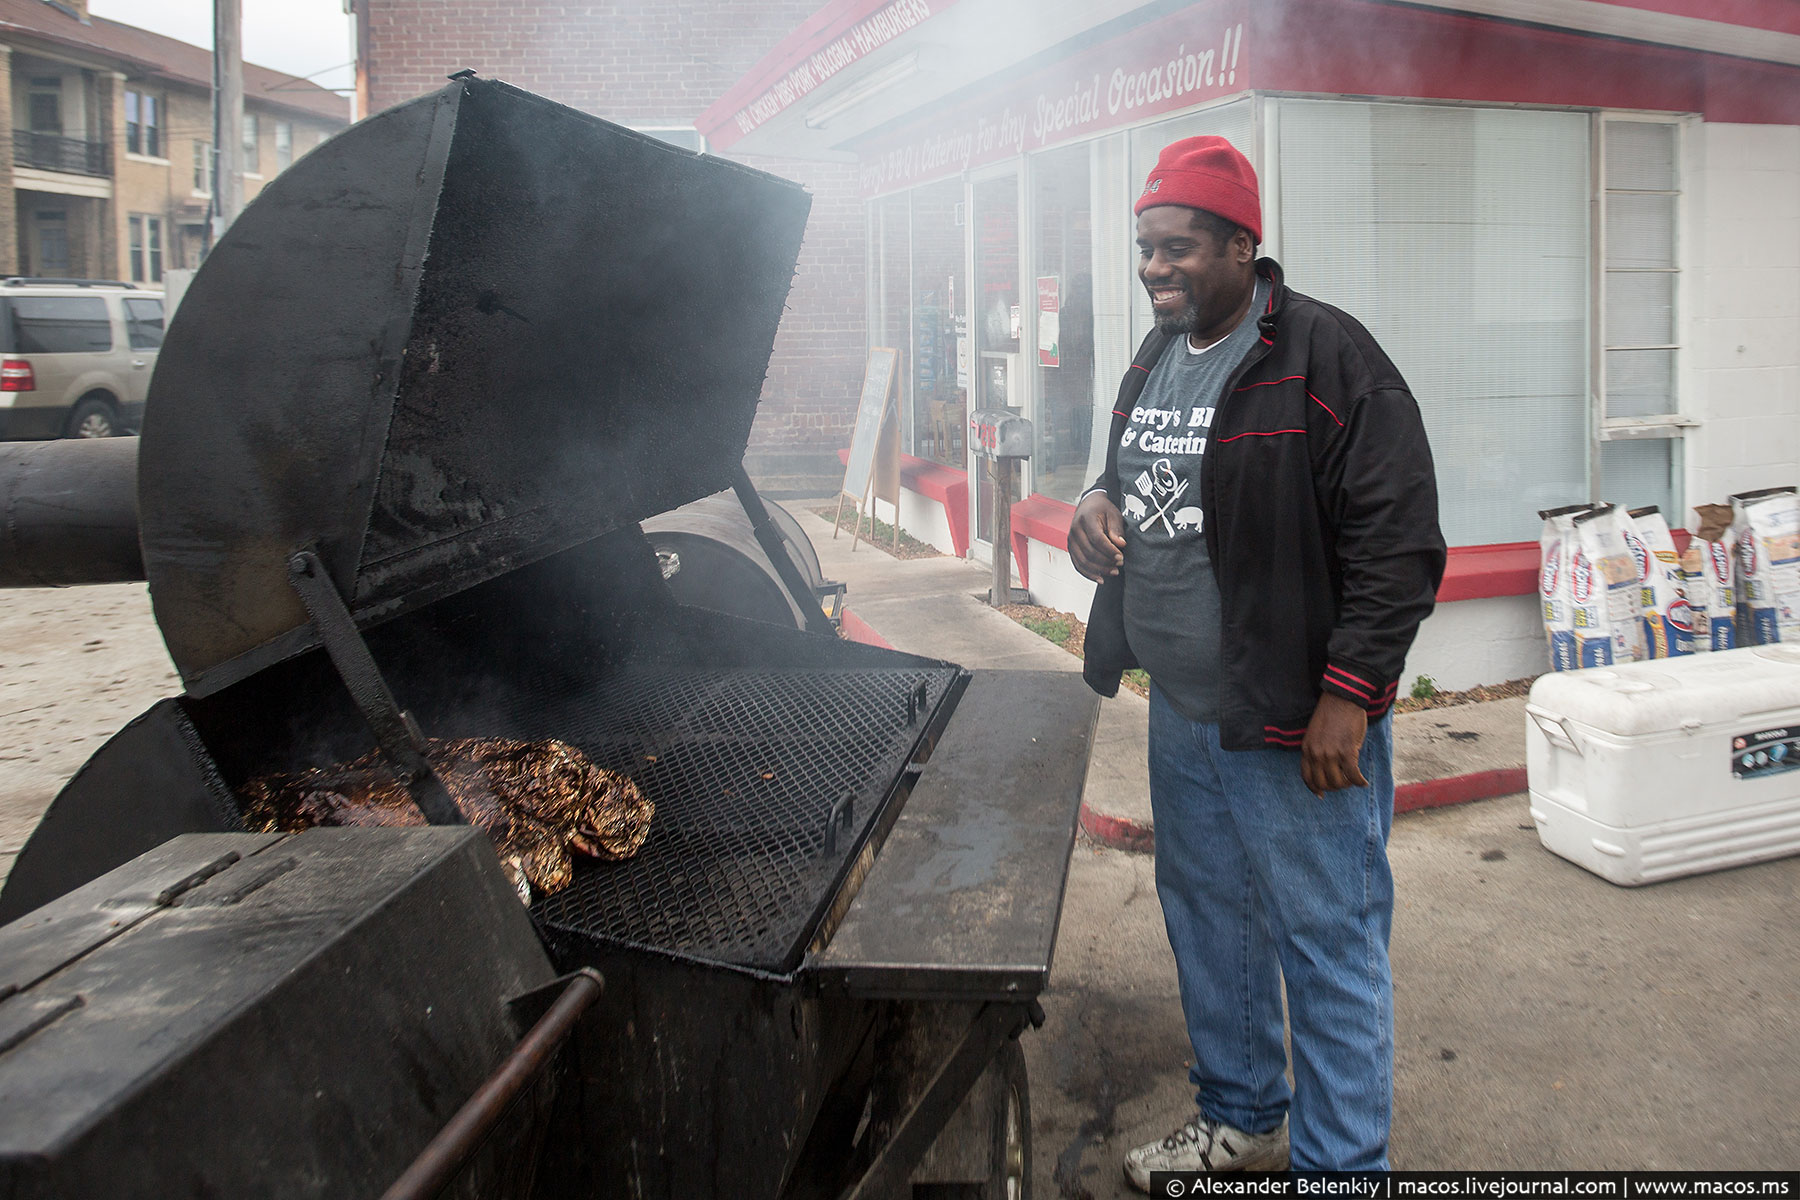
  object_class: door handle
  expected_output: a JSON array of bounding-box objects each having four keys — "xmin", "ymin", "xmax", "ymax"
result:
[{"xmin": 131, "ymin": 359, "xmax": 147, "ymax": 368}]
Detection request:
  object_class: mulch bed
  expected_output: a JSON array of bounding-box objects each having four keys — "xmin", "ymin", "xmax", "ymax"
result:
[
  {"xmin": 809, "ymin": 506, "xmax": 943, "ymax": 560},
  {"xmin": 1392, "ymin": 676, "xmax": 1536, "ymax": 713},
  {"xmin": 997, "ymin": 601, "xmax": 1539, "ymax": 711},
  {"xmin": 996, "ymin": 603, "xmax": 1150, "ymax": 698}
]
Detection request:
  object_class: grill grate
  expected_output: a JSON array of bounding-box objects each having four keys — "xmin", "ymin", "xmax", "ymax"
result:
[{"xmin": 524, "ymin": 666, "xmax": 961, "ymax": 971}]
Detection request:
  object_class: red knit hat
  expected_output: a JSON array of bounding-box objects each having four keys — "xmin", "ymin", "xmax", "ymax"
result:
[{"xmin": 1135, "ymin": 135, "xmax": 1262, "ymax": 243}]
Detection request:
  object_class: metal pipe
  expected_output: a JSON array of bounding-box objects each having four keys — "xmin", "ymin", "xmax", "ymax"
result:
[
  {"xmin": 379, "ymin": 968, "xmax": 604, "ymax": 1200},
  {"xmin": 0, "ymin": 437, "xmax": 144, "ymax": 587}
]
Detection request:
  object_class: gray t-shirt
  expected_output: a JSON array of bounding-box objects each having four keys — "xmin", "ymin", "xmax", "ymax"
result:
[{"xmin": 1116, "ymin": 277, "xmax": 1268, "ymax": 722}]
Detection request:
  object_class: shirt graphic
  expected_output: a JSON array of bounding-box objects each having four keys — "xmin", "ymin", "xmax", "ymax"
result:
[
  {"xmin": 1115, "ymin": 274, "xmax": 1268, "ymax": 723},
  {"xmin": 1119, "ymin": 406, "xmax": 1214, "ymax": 540}
]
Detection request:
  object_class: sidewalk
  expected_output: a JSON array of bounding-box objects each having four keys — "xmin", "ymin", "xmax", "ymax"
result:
[
  {"xmin": 802, "ymin": 508, "xmax": 1527, "ymax": 852},
  {"xmin": 801, "ymin": 508, "xmax": 1800, "ymax": 1178}
]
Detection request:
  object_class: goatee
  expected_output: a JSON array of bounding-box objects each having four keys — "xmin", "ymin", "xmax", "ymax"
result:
[{"xmin": 1154, "ymin": 302, "xmax": 1200, "ymax": 337}]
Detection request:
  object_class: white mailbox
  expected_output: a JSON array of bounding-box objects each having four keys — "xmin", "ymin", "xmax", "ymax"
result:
[{"xmin": 969, "ymin": 409, "xmax": 1033, "ymax": 460}]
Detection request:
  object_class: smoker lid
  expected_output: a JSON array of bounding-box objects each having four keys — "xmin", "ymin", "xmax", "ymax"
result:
[{"xmin": 138, "ymin": 78, "xmax": 811, "ymax": 696}]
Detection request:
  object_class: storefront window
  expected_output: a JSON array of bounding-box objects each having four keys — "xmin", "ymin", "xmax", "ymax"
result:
[
  {"xmin": 1085, "ymin": 134, "xmax": 1132, "ymax": 489},
  {"xmin": 972, "ymin": 171, "xmax": 1021, "ymax": 544},
  {"xmin": 1129, "ymin": 101, "xmax": 1254, "ymax": 347},
  {"xmin": 1030, "ymin": 143, "xmax": 1096, "ymax": 503},
  {"xmin": 907, "ymin": 179, "xmax": 966, "ymax": 466},
  {"xmin": 873, "ymin": 193, "xmax": 911, "ymax": 450},
  {"xmin": 1597, "ymin": 119, "xmax": 1681, "ymax": 518},
  {"xmin": 1276, "ymin": 99, "xmax": 1590, "ymax": 545}
]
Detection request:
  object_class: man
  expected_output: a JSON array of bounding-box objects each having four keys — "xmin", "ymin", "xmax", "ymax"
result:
[{"xmin": 1067, "ymin": 136, "xmax": 1444, "ymax": 1178}]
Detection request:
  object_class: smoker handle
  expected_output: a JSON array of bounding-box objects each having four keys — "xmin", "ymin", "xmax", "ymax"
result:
[
  {"xmin": 378, "ymin": 968, "xmax": 603, "ymax": 1200},
  {"xmin": 287, "ymin": 550, "xmax": 465, "ymax": 826},
  {"xmin": 731, "ymin": 466, "xmax": 836, "ymax": 636}
]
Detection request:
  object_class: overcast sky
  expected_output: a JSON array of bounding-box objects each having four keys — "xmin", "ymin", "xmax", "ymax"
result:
[{"xmin": 88, "ymin": 0, "xmax": 355, "ymax": 95}]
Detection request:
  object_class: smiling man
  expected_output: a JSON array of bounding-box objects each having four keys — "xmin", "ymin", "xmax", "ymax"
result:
[{"xmin": 1066, "ymin": 137, "xmax": 1445, "ymax": 1178}]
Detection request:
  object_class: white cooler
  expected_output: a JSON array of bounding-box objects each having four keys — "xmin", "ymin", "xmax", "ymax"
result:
[{"xmin": 1526, "ymin": 644, "xmax": 1800, "ymax": 885}]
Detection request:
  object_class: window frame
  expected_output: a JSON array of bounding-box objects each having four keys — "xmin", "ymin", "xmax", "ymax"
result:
[
  {"xmin": 28, "ymin": 78, "xmax": 63, "ymax": 136},
  {"xmin": 193, "ymin": 140, "xmax": 212, "ymax": 195},
  {"xmin": 126, "ymin": 89, "xmax": 163, "ymax": 159},
  {"xmin": 242, "ymin": 111, "xmax": 261, "ymax": 174},
  {"xmin": 1590, "ymin": 111, "xmax": 1692, "ymax": 508},
  {"xmin": 128, "ymin": 214, "xmax": 165, "ymax": 285},
  {"xmin": 275, "ymin": 121, "xmax": 293, "ymax": 171}
]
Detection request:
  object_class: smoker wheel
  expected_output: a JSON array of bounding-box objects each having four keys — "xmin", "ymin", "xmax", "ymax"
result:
[{"xmin": 912, "ymin": 1042, "xmax": 1031, "ymax": 1200}]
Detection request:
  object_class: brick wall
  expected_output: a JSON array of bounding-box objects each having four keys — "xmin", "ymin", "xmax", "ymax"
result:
[{"xmin": 362, "ymin": 0, "xmax": 868, "ymax": 495}]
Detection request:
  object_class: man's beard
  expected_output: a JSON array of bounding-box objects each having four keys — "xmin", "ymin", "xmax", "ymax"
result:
[{"xmin": 1153, "ymin": 299, "xmax": 1200, "ymax": 337}]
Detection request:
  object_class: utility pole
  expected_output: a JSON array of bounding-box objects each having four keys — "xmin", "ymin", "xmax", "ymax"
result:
[{"xmin": 210, "ymin": 0, "xmax": 244, "ymax": 246}]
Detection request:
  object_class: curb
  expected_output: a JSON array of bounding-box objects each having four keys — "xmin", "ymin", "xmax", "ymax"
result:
[
  {"xmin": 1394, "ymin": 766, "xmax": 1528, "ymax": 815},
  {"xmin": 1078, "ymin": 766, "xmax": 1529, "ymax": 854},
  {"xmin": 839, "ymin": 606, "xmax": 894, "ymax": 649},
  {"xmin": 1078, "ymin": 803, "xmax": 1156, "ymax": 854}
]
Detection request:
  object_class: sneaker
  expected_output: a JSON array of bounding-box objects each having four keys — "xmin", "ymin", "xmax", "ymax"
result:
[{"xmin": 1123, "ymin": 1112, "xmax": 1288, "ymax": 1190}]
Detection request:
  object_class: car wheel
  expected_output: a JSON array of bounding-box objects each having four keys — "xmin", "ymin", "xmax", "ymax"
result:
[{"xmin": 65, "ymin": 396, "xmax": 118, "ymax": 438}]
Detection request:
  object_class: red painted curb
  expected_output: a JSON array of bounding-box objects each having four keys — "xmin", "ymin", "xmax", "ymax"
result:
[
  {"xmin": 839, "ymin": 607, "xmax": 893, "ymax": 650},
  {"xmin": 1079, "ymin": 766, "xmax": 1529, "ymax": 854},
  {"xmin": 1079, "ymin": 802, "xmax": 1155, "ymax": 854},
  {"xmin": 1394, "ymin": 766, "xmax": 1528, "ymax": 814}
]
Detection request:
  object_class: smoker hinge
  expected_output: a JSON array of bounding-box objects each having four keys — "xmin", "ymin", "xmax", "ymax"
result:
[{"xmin": 286, "ymin": 549, "xmax": 466, "ymax": 826}]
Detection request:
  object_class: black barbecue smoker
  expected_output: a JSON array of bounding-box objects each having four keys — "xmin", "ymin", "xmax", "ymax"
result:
[{"xmin": 0, "ymin": 78, "xmax": 1098, "ymax": 1199}]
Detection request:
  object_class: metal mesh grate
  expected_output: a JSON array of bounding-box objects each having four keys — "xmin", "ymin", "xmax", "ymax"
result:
[{"xmin": 525, "ymin": 666, "xmax": 960, "ymax": 971}]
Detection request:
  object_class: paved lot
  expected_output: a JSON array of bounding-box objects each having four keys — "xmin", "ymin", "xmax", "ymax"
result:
[
  {"xmin": 0, "ymin": 583, "xmax": 177, "ymax": 884},
  {"xmin": 2, "ymin": 568, "xmax": 1797, "ymax": 1187}
]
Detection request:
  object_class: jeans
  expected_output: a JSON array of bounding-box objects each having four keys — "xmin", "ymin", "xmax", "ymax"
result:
[{"xmin": 1146, "ymin": 684, "xmax": 1395, "ymax": 1171}]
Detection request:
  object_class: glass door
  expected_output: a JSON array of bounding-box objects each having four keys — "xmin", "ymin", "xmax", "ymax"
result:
[{"xmin": 969, "ymin": 167, "xmax": 1021, "ymax": 558}]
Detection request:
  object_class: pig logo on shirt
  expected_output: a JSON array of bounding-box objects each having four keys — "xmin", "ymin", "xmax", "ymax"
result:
[
  {"xmin": 1122, "ymin": 494, "xmax": 1149, "ymax": 522},
  {"xmin": 1172, "ymin": 507, "xmax": 1203, "ymax": 531}
]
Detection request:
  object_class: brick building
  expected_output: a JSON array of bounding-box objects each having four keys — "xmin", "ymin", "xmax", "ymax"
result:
[
  {"xmin": 0, "ymin": 0, "xmax": 348, "ymax": 285},
  {"xmin": 354, "ymin": 1, "xmax": 868, "ymax": 494}
]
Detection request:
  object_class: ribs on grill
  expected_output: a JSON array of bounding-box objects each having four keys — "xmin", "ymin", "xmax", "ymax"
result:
[{"xmin": 240, "ymin": 738, "xmax": 652, "ymax": 900}]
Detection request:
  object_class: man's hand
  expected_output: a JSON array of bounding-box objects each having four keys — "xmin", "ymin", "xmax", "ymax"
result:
[
  {"xmin": 1301, "ymin": 693, "xmax": 1369, "ymax": 798},
  {"xmin": 1069, "ymin": 492, "xmax": 1128, "ymax": 580}
]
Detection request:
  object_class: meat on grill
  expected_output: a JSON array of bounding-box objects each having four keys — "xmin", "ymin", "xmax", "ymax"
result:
[{"xmin": 239, "ymin": 738, "xmax": 652, "ymax": 900}]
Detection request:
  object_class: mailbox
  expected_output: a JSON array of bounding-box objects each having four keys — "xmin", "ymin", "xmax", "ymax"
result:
[
  {"xmin": 968, "ymin": 409, "xmax": 1032, "ymax": 607},
  {"xmin": 969, "ymin": 409, "xmax": 1033, "ymax": 460}
]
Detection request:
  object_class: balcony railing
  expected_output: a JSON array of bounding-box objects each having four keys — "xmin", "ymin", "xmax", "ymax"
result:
[{"xmin": 12, "ymin": 130, "xmax": 108, "ymax": 177}]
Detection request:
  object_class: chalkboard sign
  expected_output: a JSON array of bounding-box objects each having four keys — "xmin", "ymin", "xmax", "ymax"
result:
[
  {"xmin": 842, "ymin": 347, "xmax": 899, "ymax": 503},
  {"xmin": 834, "ymin": 347, "xmax": 900, "ymax": 552}
]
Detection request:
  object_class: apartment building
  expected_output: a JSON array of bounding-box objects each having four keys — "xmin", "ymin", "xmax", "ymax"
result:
[{"xmin": 0, "ymin": 0, "xmax": 348, "ymax": 285}]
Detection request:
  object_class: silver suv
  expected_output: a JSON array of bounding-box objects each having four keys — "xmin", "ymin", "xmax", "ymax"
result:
[{"xmin": 0, "ymin": 278, "xmax": 162, "ymax": 439}]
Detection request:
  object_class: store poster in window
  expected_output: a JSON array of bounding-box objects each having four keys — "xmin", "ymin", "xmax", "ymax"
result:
[{"xmin": 1037, "ymin": 276, "xmax": 1059, "ymax": 368}]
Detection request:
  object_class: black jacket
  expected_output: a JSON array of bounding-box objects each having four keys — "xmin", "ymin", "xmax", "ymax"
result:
[{"xmin": 1083, "ymin": 259, "xmax": 1446, "ymax": 751}]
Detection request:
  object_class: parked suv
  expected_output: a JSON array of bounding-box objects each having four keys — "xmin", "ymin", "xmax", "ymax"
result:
[{"xmin": 0, "ymin": 278, "xmax": 163, "ymax": 439}]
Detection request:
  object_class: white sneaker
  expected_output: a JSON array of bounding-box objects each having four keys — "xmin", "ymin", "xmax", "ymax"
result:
[{"xmin": 1123, "ymin": 1112, "xmax": 1288, "ymax": 1190}]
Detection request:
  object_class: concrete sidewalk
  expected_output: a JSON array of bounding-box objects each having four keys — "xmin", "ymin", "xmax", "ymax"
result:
[
  {"xmin": 801, "ymin": 509, "xmax": 1800, "ymax": 1178},
  {"xmin": 804, "ymin": 508, "xmax": 1527, "ymax": 852}
]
